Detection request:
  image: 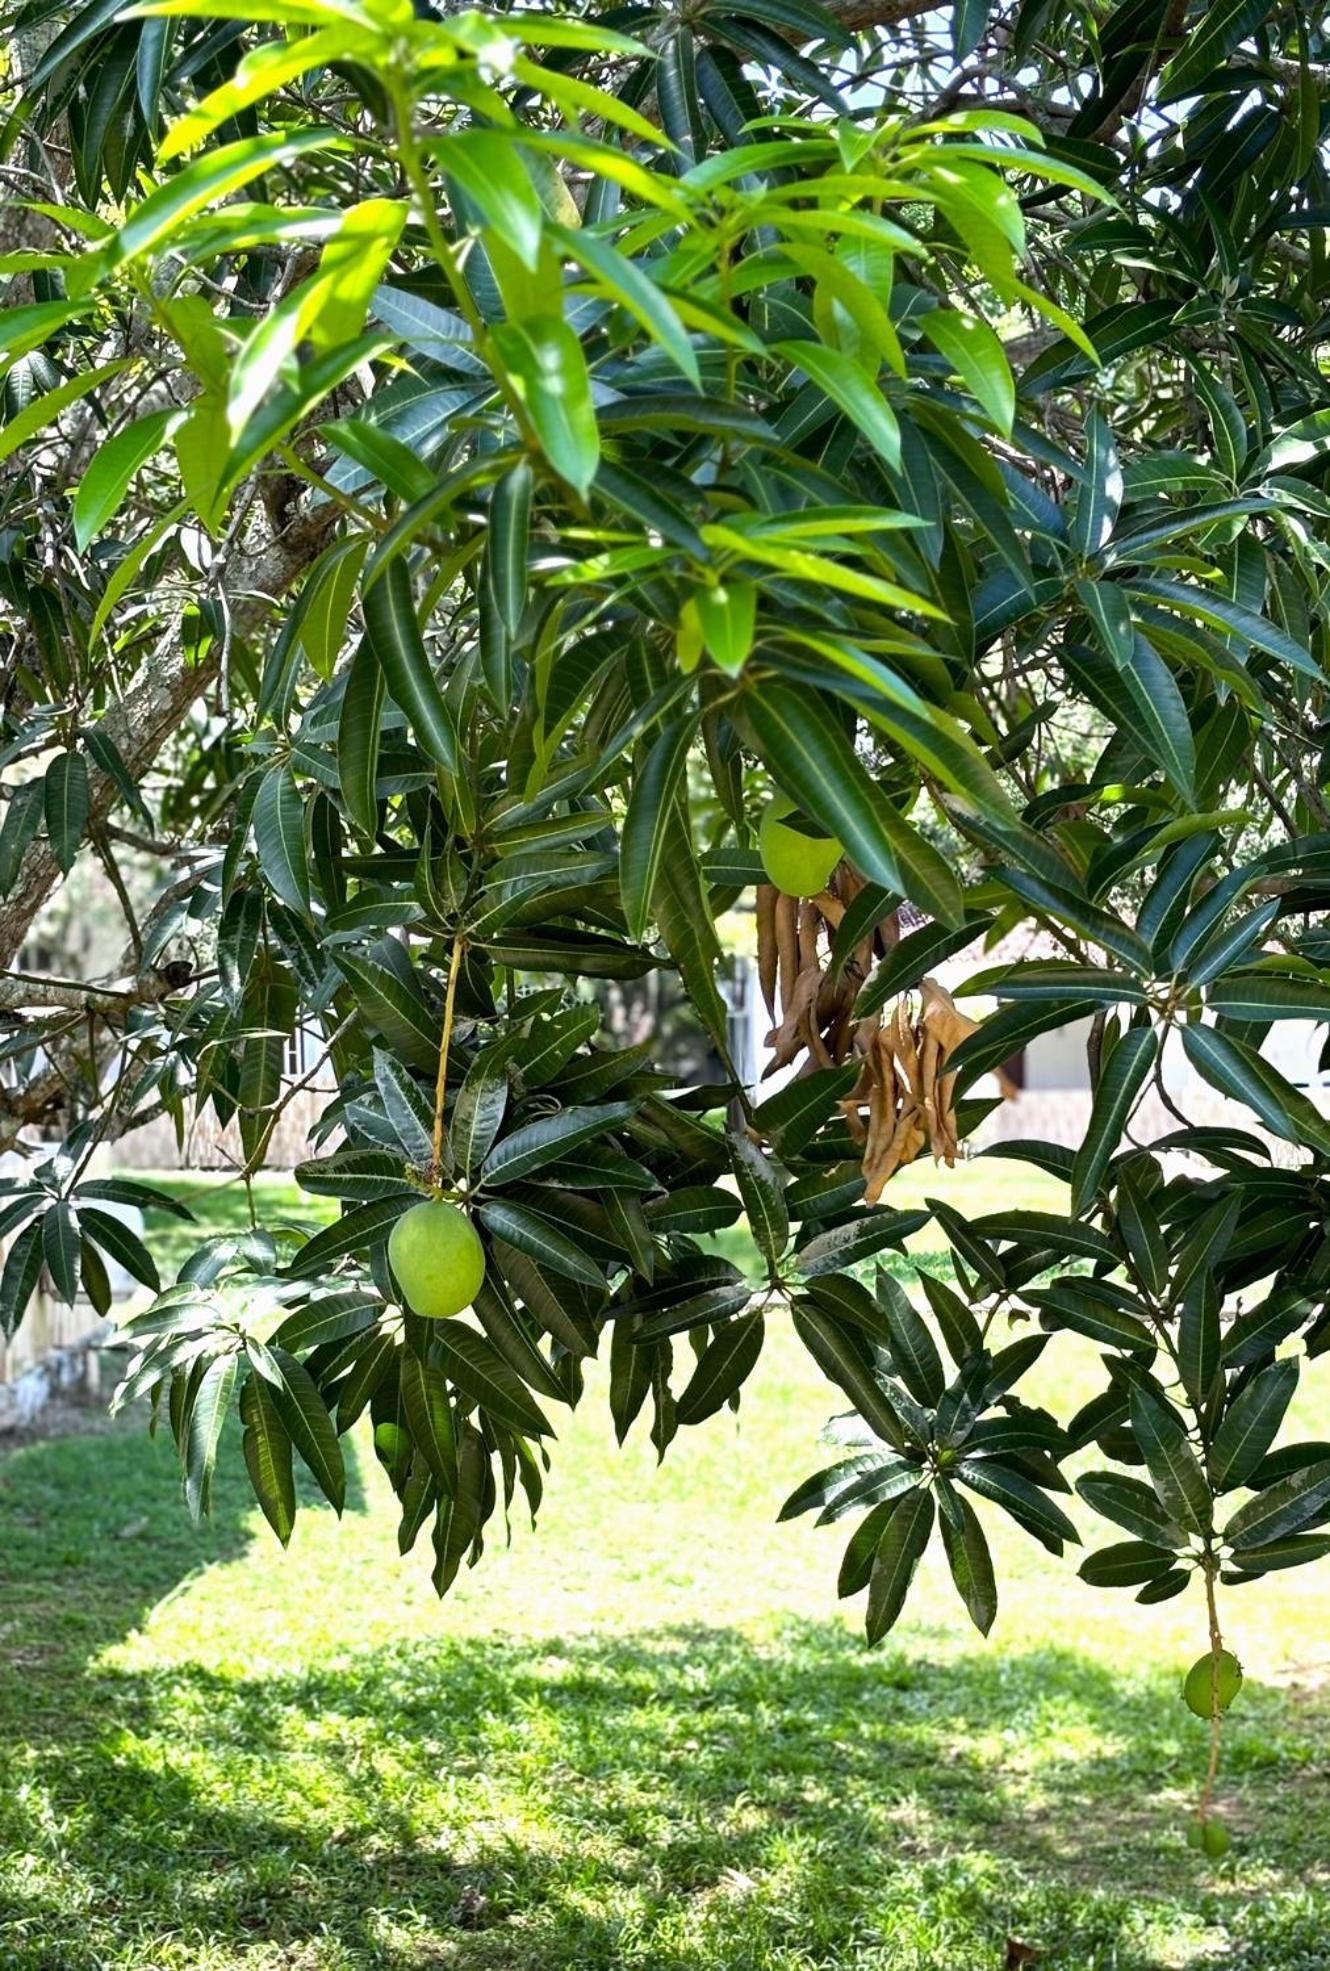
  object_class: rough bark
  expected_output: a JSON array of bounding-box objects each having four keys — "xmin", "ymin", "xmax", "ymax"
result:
[{"xmin": 0, "ymin": 501, "xmax": 338, "ymax": 975}]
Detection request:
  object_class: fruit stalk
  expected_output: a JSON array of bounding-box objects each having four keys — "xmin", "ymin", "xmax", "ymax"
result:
[
  {"xmin": 432, "ymin": 933, "xmax": 465, "ymax": 1183},
  {"xmin": 1199, "ymin": 1559, "xmax": 1224, "ymax": 1827}
]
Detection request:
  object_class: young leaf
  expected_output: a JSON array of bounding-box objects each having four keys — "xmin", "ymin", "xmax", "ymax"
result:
[{"xmin": 490, "ymin": 317, "xmax": 599, "ymax": 497}]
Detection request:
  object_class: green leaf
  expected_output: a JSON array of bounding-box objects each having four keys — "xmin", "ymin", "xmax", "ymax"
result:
[
  {"xmin": 947, "ymin": 999, "xmax": 1087, "ymax": 1093},
  {"xmin": 43, "ymin": 752, "xmax": 89, "ymax": 876},
  {"xmin": 475, "ymin": 1200, "xmax": 603, "ymax": 1290},
  {"xmin": 240, "ymin": 1373, "xmax": 296, "ymax": 1547},
  {"xmin": 1160, "ymin": 0, "xmax": 1275, "ymax": 99},
  {"xmin": 780, "ymin": 1452, "xmax": 887, "ymax": 1523},
  {"xmin": 373, "ymin": 1050, "xmax": 436, "ymax": 1166},
  {"xmin": 919, "ymin": 306, "xmax": 1013, "ymax": 434},
  {"xmin": 363, "ymin": 560, "xmax": 458, "ymax": 771},
  {"xmin": 1209, "ymin": 1359, "xmax": 1298, "ymax": 1492},
  {"xmin": 752, "ymin": 1064, "xmax": 861, "ymax": 1158},
  {"xmin": 866, "ymin": 1488, "xmax": 933, "ymax": 1641},
  {"xmin": 42, "ymin": 1202, "xmax": 80, "ymax": 1304},
  {"xmin": 1062, "ymin": 637, "xmax": 1196, "ymax": 802},
  {"xmin": 797, "ymin": 1211, "xmax": 928, "ymax": 1275},
  {"xmin": 1129, "ymin": 1386, "xmax": 1212, "ymax": 1538},
  {"xmin": 776, "ymin": 340, "xmax": 900, "ymax": 469},
  {"xmin": 1126, "ymin": 577, "xmax": 1319, "ymax": 681},
  {"xmin": 1, "ymin": 1221, "xmax": 46, "ymax": 1338},
  {"xmin": 272, "ymin": 1292, "xmax": 381, "ymax": 1353},
  {"xmin": 832, "ymin": 1493, "xmax": 898, "ymax": 1597},
  {"xmin": 693, "ymin": 580, "xmax": 758, "ymax": 676},
  {"xmin": 876, "ymin": 1272, "xmax": 945, "ymax": 1405},
  {"xmin": 1207, "ymin": 971, "xmax": 1330, "ymax": 1022},
  {"xmin": 1070, "ymin": 1026, "xmax": 1157, "ymax": 1216},
  {"xmin": 0, "ymin": 781, "xmax": 44, "ymax": 895},
  {"xmin": 792, "ymin": 1301, "xmax": 907, "ymax": 1449},
  {"xmin": 107, "ymin": 128, "xmax": 340, "ymax": 270},
  {"xmin": 451, "ymin": 1048, "xmax": 510, "ymax": 1176},
  {"xmin": 816, "ymin": 1457, "xmax": 926, "ymax": 1525},
  {"xmin": 1182, "ymin": 1023, "xmax": 1330, "ymax": 1158},
  {"xmin": 490, "ymin": 317, "xmax": 599, "ymax": 497},
  {"xmin": 620, "ymin": 714, "xmax": 695, "ymax": 941},
  {"xmin": 73, "ymin": 408, "xmax": 173, "ymax": 549},
  {"xmin": 1078, "ymin": 1540, "xmax": 1178, "ymax": 1588},
  {"xmin": 919, "ymin": 1271, "xmax": 983, "ymax": 1367},
  {"xmin": 399, "ymin": 1348, "xmax": 458, "ymax": 1491},
  {"xmin": 1030, "ymin": 1282, "xmax": 1155, "ymax": 1355},
  {"xmin": 295, "ymin": 1151, "xmax": 414, "ymax": 1202},
  {"xmin": 0, "ymin": 359, "xmax": 127, "ymax": 470},
  {"xmin": 675, "ymin": 1311, "xmax": 765, "ymax": 1426},
  {"xmin": 854, "ymin": 915, "xmax": 989, "ymax": 1018},
  {"xmin": 253, "ymin": 763, "xmax": 309, "ymax": 916},
  {"xmin": 996, "ymin": 868, "xmax": 1151, "ymax": 971},
  {"xmin": 486, "ymin": 460, "xmax": 533, "ymax": 639},
  {"xmin": 429, "ymin": 1317, "xmax": 554, "ymax": 1438},
  {"xmin": 338, "ymin": 636, "xmax": 386, "ymax": 836},
  {"xmin": 185, "ymin": 1353, "xmax": 238, "ymax": 1521},
  {"xmin": 1069, "ymin": 410, "xmax": 1121, "ymax": 558},
  {"xmin": 952, "ymin": 0, "xmax": 991, "ymax": 60},
  {"xmin": 957, "ymin": 1458, "xmax": 1079, "ymax": 1550},
  {"xmin": 336, "ymin": 953, "xmax": 439, "ymax": 1076},
  {"xmin": 291, "ymin": 1196, "xmax": 407, "ymax": 1276},
  {"xmin": 434, "ymin": 129, "xmax": 545, "ymax": 269},
  {"xmin": 938, "ymin": 1487, "xmax": 997, "ymax": 1635},
  {"xmin": 482, "ymin": 1104, "xmax": 635, "ymax": 1186},
  {"xmin": 977, "ymin": 961, "xmax": 1144, "ymax": 1007},
  {"xmin": 742, "ymin": 681, "xmax": 962, "ymax": 924},
  {"xmin": 78, "ymin": 1205, "xmax": 161, "ymax": 1291},
  {"xmin": 1224, "ymin": 1457, "xmax": 1330, "ymax": 1551},
  {"xmin": 323, "ymin": 419, "xmax": 435, "ymax": 504},
  {"xmin": 261, "ymin": 1343, "xmax": 346, "ymax": 1513},
  {"xmin": 556, "ymin": 223, "xmax": 699, "ymax": 386},
  {"xmin": 728, "ymin": 1129, "xmax": 788, "ymax": 1276}
]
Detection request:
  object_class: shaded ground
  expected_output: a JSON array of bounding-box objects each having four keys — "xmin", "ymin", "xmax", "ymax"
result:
[{"xmin": 1, "ymin": 1169, "xmax": 1327, "ymax": 1969}]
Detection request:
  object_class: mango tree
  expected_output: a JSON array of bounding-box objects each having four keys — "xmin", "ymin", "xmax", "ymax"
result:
[{"xmin": 3, "ymin": 0, "xmax": 1330, "ymax": 1849}]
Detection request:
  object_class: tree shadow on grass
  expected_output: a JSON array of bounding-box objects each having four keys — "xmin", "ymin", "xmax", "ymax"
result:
[{"xmin": 1, "ymin": 1423, "xmax": 1328, "ymax": 1971}]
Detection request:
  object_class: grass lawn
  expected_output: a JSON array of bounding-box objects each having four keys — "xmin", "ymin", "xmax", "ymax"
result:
[{"xmin": 1, "ymin": 1164, "xmax": 1328, "ymax": 1970}]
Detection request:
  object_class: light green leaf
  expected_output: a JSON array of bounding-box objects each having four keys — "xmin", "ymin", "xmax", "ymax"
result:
[
  {"xmin": 776, "ymin": 339, "xmax": 901, "ymax": 468},
  {"xmin": 73, "ymin": 408, "xmax": 174, "ymax": 550},
  {"xmin": 491, "ymin": 317, "xmax": 599, "ymax": 496},
  {"xmin": 918, "ymin": 305, "xmax": 1013, "ymax": 433}
]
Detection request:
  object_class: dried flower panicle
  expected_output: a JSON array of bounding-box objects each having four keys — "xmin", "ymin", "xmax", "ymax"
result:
[{"xmin": 755, "ymin": 870, "xmax": 1013, "ymax": 1201}]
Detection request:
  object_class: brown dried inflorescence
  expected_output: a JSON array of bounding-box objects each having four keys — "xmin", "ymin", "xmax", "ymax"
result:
[{"xmin": 756, "ymin": 871, "xmax": 1012, "ymax": 1202}]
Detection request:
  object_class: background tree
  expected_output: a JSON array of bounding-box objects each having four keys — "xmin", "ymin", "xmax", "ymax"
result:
[{"xmin": 4, "ymin": 0, "xmax": 1330, "ymax": 1853}]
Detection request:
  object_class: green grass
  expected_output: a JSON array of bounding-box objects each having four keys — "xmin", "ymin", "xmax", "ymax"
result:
[
  {"xmin": 129, "ymin": 1170, "xmax": 339, "ymax": 1283},
  {"xmin": 1, "ymin": 1164, "xmax": 1328, "ymax": 1970}
]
